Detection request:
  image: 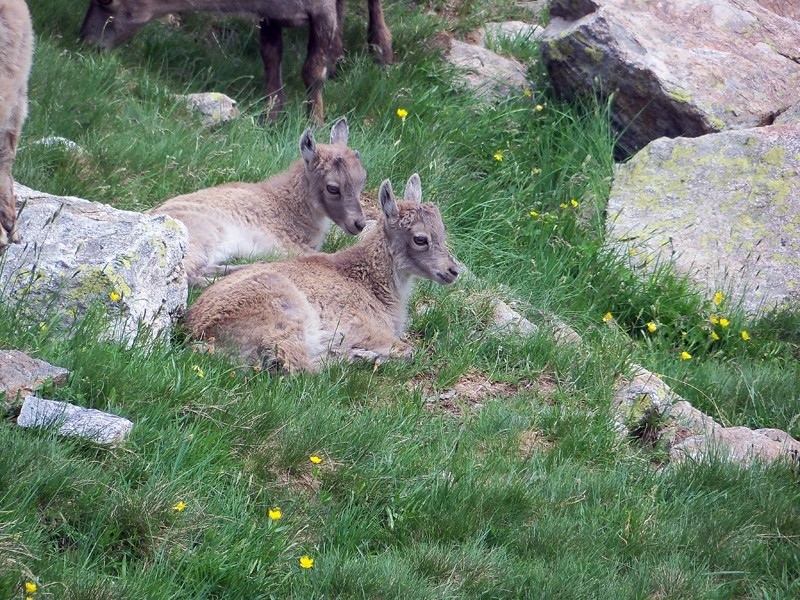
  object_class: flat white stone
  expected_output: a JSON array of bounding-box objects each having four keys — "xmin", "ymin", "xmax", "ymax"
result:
[{"xmin": 17, "ymin": 396, "xmax": 133, "ymax": 445}]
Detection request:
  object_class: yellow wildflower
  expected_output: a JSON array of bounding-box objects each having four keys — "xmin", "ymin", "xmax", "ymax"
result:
[
  {"xmin": 741, "ymin": 331, "xmax": 750, "ymax": 341},
  {"xmin": 602, "ymin": 312, "xmax": 613, "ymax": 323},
  {"xmin": 532, "ymin": 167, "xmax": 541, "ymax": 174},
  {"xmin": 536, "ymin": 104, "xmax": 544, "ymax": 111},
  {"xmin": 192, "ymin": 365, "xmax": 205, "ymax": 378},
  {"xmin": 709, "ymin": 316, "xmax": 719, "ymax": 324},
  {"xmin": 523, "ymin": 88, "xmax": 533, "ymax": 98},
  {"xmin": 647, "ymin": 321, "xmax": 657, "ymax": 333},
  {"xmin": 630, "ymin": 248, "xmax": 637, "ymax": 255},
  {"xmin": 570, "ymin": 199, "xmax": 579, "ymax": 207},
  {"xmin": 493, "ymin": 151, "xmax": 503, "ymax": 162},
  {"xmin": 109, "ymin": 291, "xmax": 121, "ymax": 302},
  {"xmin": 396, "ymin": 108, "xmax": 408, "ymax": 121},
  {"xmin": 681, "ymin": 351, "xmax": 692, "ymax": 360},
  {"xmin": 713, "ymin": 291, "xmax": 723, "ymax": 305},
  {"xmin": 530, "ymin": 211, "xmax": 539, "ymax": 217},
  {"xmin": 172, "ymin": 501, "xmax": 187, "ymax": 512},
  {"xmin": 711, "ymin": 332, "xmax": 720, "ymax": 340},
  {"xmin": 309, "ymin": 455, "xmax": 322, "ymax": 464},
  {"xmin": 269, "ymin": 507, "xmax": 282, "ymax": 521},
  {"xmin": 559, "ymin": 202, "xmax": 568, "ymax": 209},
  {"xmin": 25, "ymin": 582, "xmax": 37, "ymax": 594},
  {"xmin": 719, "ymin": 318, "xmax": 730, "ymax": 328},
  {"xmin": 299, "ymin": 555, "xmax": 315, "ymax": 569}
]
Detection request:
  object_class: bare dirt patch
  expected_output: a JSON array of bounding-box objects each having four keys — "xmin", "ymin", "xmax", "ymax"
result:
[{"xmin": 417, "ymin": 369, "xmax": 556, "ymax": 418}]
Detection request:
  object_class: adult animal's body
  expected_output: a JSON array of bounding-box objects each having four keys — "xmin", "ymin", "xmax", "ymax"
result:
[{"xmin": 79, "ymin": 0, "xmax": 392, "ymax": 124}]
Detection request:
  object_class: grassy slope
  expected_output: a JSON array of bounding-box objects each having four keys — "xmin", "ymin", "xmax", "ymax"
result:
[{"xmin": 1, "ymin": 0, "xmax": 799, "ymax": 597}]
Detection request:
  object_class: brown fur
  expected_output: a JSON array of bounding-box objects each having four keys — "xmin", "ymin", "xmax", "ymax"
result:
[
  {"xmin": 150, "ymin": 118, "xmax": 366, "ymax": 286},
  {"xmin": 79, "ymin": 0, "xmax": 392, "ymax": 124},
  {"xmin": 185, "ymin": 173, "xmax": 460, "ymax": 372},
  {"xmin": 0, "ymin": 0, "xmax": 33, "ymax": 252}
]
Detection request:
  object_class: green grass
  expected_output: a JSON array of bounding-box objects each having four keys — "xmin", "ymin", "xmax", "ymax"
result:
[{"xmin": 2, "ymin": 0, "xmax": 799, "ymax": 597}]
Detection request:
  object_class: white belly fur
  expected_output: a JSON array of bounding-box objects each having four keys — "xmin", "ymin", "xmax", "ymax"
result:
[{"xmin": 210, "ymin": 222, "xmax": 287, "ymax": 265}]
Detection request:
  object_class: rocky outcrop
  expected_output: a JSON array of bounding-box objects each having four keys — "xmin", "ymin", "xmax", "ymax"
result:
[
  {"xmin": 0, "ymin": 184, "xmax": 188, "ymax": 344},
  {"xmin": 606, "ymin": 124, "xmax": 800, "ymax": 314},
  {"xmin": 611, "ymin": 365, "xmax": 678, "ymax": 436},
  {"xmin": 178, "ymin": 92, "xmax": 239, "ymax": 127},
  {"xmin": 17, "ymin": 395, "xmax": 133, "ymax": 445},
  {"xmin": 2, "ymin": 350, "xmax": 132, "ymax": 445},
  {"xmin": 0, "ymin": 349, "xmax": 69, "ymax": 415},
  {"xmin": 613, "ymin": 365, "xmax": 800, "ymax": 467},
  {"xmin": 541, "ymin": 0, "xmax": 800, "ymax": 154},
  {"xmin": 665, "ymin": 401, "xmax": 800, "ymax": 465}
]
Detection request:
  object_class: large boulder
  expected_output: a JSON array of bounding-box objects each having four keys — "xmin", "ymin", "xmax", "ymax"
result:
[
  {"xmin": 606, "ymin": 124, "xmax": 800, "ymax": 314},
  {"xmin": 541, "ymin": 0, "xmax": 800, "ymax": 154},
  {"xmin": 0, "ymin": 184, "xmax": 188, "ymax": 344}
]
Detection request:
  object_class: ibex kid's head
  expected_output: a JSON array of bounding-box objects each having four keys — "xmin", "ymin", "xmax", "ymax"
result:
[
  {"xmin": 80, "ymin": 0, "xmax": 159, "ymax": 50},
  {"xmin": 379, "ymin": 174, "xmax": 460, "ymax": 286},
  {"xmin": 300, "ymin": 117, "xmax": 367, "ymax": 236}
]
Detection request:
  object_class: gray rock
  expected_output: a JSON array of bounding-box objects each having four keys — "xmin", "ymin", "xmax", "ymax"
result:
[
  {"xmin": 605, "ymin": 125, "xmax": 800, "ymax": 314},
  {"xmin": 612, "ymin": 365, "xmax": 677, "ymax": 434},
  {"xmin": 665, "ymin": 400, "xmax": 719, "ymax": 435},
  {"xmin": 612, "ymin": 365, "xmax": 800, "ymax": 466},
  {"xmin": 490, "ymin": 299, "xmax": 539, "ymax": 336},
  {"xmin": 17, "ymin": 395, "xmax": 133, "ymax": 445},
  {"xmin": 774, "ymin": 104, "xmax": 800, "ymax": 126},
  {"xmin": 0, "ymin": 349, "xmax": 69, "ymax": 413},
  {"xmin": 179, "ymin": 92, "xmax": 239, "ymax": 127},
  {"xmin": 613, "ymin": 370, "xmax": 800, "ymax": 467},
  {"xmin": 752, "ymin": 0, "xmax": 800, "ymax": 21},
  {"xmin": 0, "ymin": 184, "xmax": 188, "ymax": 344},
  {"xmin": 446, "ymin": 39, "xmax": 530, "ymax": 100},
  {"xmin": 670, "ymin": 425, "xmax": 800, "ymax": 466},
  {"xmin": 541, "ymin": 0, "xmax": 800, "ymax": 154},
  {"xmin": 480, "ymin": 21, "xmax": 544, "ymax": 48}
]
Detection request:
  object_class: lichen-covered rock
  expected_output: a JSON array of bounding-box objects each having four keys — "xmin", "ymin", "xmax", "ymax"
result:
[
  {"xmin": 179, "ymin": 92, "xmax": 239, "ymax": 127},
  {"xmin": 613, "ymin": 370, "xmax": 800, "ymax": 467},
  {"xmin": 606, "ymin": 125, "xmax": 800, "ymax": 314},
  {"xmin": 446, "ymin": 39, "xmax": 530, "ymax": 100},
  {"xmin": 541, "ymin": 0, "xmax": 800, "ymax": 154},
  {"xmin": 0, "ymin": 349, "xmax": 69, "ymax": 415},
  {"xmin": 0, "ymin": 184, "xmax": 188, "ymax": 344},
  {"xmin": 17, "ymin": 395, "xmax": 133, "ymax": 445},
  {"xmin": 612, "ymin": 365, "xmax": 677, "ymax": 435}
]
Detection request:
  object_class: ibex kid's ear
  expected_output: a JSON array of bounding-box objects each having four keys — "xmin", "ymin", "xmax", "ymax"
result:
[
  {"xmin": 403, "ymin": 173, "xmax": 422, "ymax": 204},
  {"xmin": 329, "ymin": 117, "xmax": 349, "ymax": 146},
  {"xmin": 300, "ymin": 129, "xmax": 317, "ymax": 164},
  {"xmin": 379, "ymin": 179, "xmax": 398, "ymax": 219}
]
